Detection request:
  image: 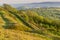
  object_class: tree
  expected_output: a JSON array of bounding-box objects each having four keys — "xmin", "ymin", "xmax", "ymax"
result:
[{"xmin": 3, "ymin": 4, "xmax": 18, "ymax": 13}]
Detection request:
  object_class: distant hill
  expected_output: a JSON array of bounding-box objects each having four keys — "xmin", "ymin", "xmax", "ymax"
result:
[{"xmin": 10, "ymin": 2, "xmax": 60, "ymax": 9}]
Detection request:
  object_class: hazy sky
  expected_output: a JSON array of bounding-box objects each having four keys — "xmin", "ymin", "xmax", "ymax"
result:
[{"xmin": 0, "ymin": 0, "xmax": 60, "ymax": 4}]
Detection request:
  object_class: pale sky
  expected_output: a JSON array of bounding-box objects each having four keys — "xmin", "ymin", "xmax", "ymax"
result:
[{"xmin": 0, "ymin": 0, "xmax": 60, "ymax": 4}]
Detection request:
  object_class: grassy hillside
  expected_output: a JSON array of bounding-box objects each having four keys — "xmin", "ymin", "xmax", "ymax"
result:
[{"xmin": 0, "ymin": 4, "xmax": 60, "ymax": 40}]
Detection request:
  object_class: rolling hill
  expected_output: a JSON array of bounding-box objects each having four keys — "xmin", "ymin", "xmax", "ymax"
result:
[
  {"xmin": 10, "ymin": 2, "xmax": 60, "ymax": 9},
  {"xmin": 0, "ymin": 4, "xmax": 60, "ymax": 40}
]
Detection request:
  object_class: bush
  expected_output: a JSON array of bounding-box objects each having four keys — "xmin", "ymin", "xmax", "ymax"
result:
[{"xmin": 3, "ymin": 23, "xmax": 16, "ymax": 29}]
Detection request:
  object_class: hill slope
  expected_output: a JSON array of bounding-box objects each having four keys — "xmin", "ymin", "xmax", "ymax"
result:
[
  {"xmin": 0, "ymin": 29, "xmax": 50, "ymax": 40},
  {"xmin": 0, "ymin": 4, "xmax": 60, "ymax": 40}
]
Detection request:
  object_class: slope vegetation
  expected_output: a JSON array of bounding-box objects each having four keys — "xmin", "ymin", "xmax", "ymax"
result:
[{"xmin": 0, "ymin": 4, "xmax": 60, "ymax": 40}]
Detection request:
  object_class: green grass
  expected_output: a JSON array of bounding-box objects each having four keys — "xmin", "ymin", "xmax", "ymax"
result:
[{"xmin": 0, "ymin": 4, "xmax": 60, "ymax": 40}]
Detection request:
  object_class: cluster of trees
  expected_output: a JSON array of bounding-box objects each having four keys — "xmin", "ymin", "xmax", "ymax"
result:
[
  {"xmin": 30, "ymin": 8, "xmax": 60, "ymax": 20},
  {"xmin": 19, "ymin": 9, "xmax": 60, "ymax": 33}
]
